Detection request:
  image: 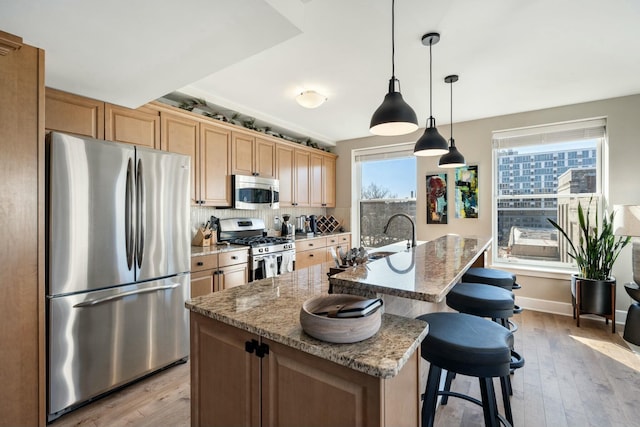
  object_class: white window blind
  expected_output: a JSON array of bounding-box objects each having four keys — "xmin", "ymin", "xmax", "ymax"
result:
[
  {"xmin": 492, "ymin": 118, "xmax": 606, "ymax": 149},
  {"xmin": 354, "ymin": 143, "xmax": 415, "ymax": 163}
]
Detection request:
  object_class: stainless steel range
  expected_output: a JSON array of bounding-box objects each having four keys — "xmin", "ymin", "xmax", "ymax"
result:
[{"xmin": 218, "ymin": 218, "xmax": 295, "ymax": 281}]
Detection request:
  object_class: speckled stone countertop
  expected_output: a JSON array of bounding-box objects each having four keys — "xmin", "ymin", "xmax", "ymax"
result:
[
  {"xmin": 191, "ymin": 244, "xmax": 248, "ymax": 257},
  {"xmin": 330, "ymin": 235, "xmax": 492, "ymax": 303},
  {"xmin": 185, "ymin": 263, "xmax": 428, "ymax": 379}
]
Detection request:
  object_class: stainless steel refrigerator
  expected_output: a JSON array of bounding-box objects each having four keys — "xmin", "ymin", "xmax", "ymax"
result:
[{"xmin": 47, "ymin": 132, "xmax": 191, "ymax": 421}]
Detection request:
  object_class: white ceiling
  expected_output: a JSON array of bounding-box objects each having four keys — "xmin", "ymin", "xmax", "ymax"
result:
[{"xmin": 2, "ymin": 0, "xmax": 640, "ymax": 146}]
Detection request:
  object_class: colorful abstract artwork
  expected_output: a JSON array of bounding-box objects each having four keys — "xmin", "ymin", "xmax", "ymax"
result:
[
  {"xmin": 426, "ymin": 173, "xmax": 447, "ymax": 224},
  {"xmin": 455, "ymin": 165, "xmax": 478, "ymax": 219}
]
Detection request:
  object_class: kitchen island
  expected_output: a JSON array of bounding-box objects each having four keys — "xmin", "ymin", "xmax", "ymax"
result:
[
  {"xmin": 186, "ymin": 234, "xmax": 491, "ymax": 427},
  {"xmin": 330, "ymin": 234, "xmax": 492, "ymax": 303},
  {"xmin": 186, "ymin": 263, "xmax": 428, "ymax": 427}
]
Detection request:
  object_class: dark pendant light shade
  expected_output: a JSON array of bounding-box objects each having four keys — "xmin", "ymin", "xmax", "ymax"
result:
[
  {"xmin": 370, "ymin": 0, "xmax": 418, "ymax": 136},
  {"xmin": 439, "ymin": 74, "xmax": 466, "ymax": 168},
  {"xmin": 370, "ymin": 79, "xmax": 418, "ymax": 136},
  {"xmin": 414, "ymin": 32, "xmax": 448, "ymax": 156}
]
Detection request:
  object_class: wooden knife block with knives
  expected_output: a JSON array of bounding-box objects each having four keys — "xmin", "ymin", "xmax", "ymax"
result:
[{"xmin": 192, "ymin": 217, "xmax": 218, "ymax": 246}]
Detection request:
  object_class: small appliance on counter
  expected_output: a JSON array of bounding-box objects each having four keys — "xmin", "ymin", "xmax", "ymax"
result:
[
  {"xmin": 281, "ymin": 214, "xmax": 294, "ymax": 238},
  {"xmin": 308, "ymin": 215, "xmax": 318, "ymax": 234}
]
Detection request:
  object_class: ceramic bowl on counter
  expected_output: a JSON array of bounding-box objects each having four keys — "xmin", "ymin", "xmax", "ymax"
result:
[{"xmin": 300, "ymin": 294, "xmax": 383, "ymax": 343}]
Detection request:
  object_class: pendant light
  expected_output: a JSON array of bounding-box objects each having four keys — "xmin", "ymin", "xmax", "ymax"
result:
[
  {"xmin": 414, "ymin": 33, "xmax": 449, "ymax": 156},
  {"xmin": 439, "ymin": 74, "xmax": 466, "ymax": 168},
  {"xmin": 369, "ymin": 0, "xmax": 418, "ymax": 136}
]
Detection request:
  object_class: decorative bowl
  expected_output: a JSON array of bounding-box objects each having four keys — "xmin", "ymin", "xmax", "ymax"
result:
[{"xmin": 300, "ymin": 294, "xmax": 382, "ymax": 343}]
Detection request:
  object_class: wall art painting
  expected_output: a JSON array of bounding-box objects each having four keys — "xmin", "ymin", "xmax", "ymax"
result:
[
  {"xmin": 455, "ymin": 165, "xmax": 478, "ymax": 219},
  {"xmin": 426, "ymin": 173, "xmax": 448, "ymax": 224}
]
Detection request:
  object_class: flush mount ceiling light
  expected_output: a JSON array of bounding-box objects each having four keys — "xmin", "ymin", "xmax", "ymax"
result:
[
  {"xmin": 439, "ymin": 74, "xmax": 466, "ymax": 168},
  {"xmin": 295, "ymin": 90, "xmax": 327, "ymax": 108},
  {"xmin": 414, "ymin": 32, "xmax": 449, "ymax": 157},
  {"xmin": 369, "ymin": 0, "xmax": 418, "ymax": 136}
]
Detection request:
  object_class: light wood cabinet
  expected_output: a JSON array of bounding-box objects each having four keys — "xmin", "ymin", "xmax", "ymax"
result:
[
  {"xmin": 161, "ymin": 112, "xmax": 199, "ymax": 204},
  {"xmin": 0, "ymin": 30, "xmax": 45, "ymax": 426},
  {"xmin": 161, "ymin": 112, "xmax": 232, "ymax": 207},
  {"xmin": 293, "ymin": 149, "xmax": 311, "ymax": 207},
  {"xmin": 45, "ymin": 87, "xmax": 104, "ymax": 138},
  {"xmin": 231, "ymin": 131, "xmax": 276, "ymax": 178},
  {"xmin": 326, "ymin": 233, "xmax": 351, "ymax": 259},
  {"xmin": 190, "ymin": 313, "xmax": 420, "ymax": 427},
  {"xmin": 275, "ymin": 144, "xmax": 295, "ymax": 207},
  {"xmin": 105, "ymin": 103, "xmax": 160, "ymax": 149},
  {"xmin": 296, "ymin": 233, "xmax": 351, "ymax": 270},
  {"xmin": 190, "ymin": 249, "xmax": 249, "ymax": 297},
  {"xmin": 310, "ymin": 153, "xmax": 336, "ymax": 208},
  {"xmin": 200, "ymin": 122, "xmax": 232, "ymax": 207},
  {"xmin": 217, "ymin": 250, "xmax": 249, "ymax": 291}
]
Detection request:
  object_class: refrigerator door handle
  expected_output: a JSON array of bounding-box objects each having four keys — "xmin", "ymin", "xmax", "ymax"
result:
[
  {"xmin": 136, "ymin": 158, "xmax": 145, "ymax": 269},
  {"xmin": 125, "ymin": 157, "xmax": 135, "ymax": 270},
  {"xmin": 72, "ymin": 283, "xmax": 180, "ymax": 308}
]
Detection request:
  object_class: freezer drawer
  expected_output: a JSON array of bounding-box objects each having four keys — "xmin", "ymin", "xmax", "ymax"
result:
[{"xmin": 47, "ymin": 274, "xmax": 190, "ymax": 420}]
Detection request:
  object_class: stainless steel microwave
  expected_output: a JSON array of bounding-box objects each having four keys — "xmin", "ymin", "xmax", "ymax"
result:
[{"xmin": 233, "ymin": 175, "xmax": 280, "ymax": 210}]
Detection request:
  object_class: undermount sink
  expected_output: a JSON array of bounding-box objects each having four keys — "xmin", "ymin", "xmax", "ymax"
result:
[{"xmin": 367, "ymin": 251, "xmax": 397, "ymax": 261}]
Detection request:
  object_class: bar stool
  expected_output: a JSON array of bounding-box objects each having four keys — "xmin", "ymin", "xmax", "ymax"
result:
[
  {"xmin": 463, "ymin": 267, "xmax": 522, "ymax": 290},
  {"xmin": 416, "ymin": 312, "xmax": 514, "ymax": 427},
  {"xmin": 445, "ymin": 282, "xmax": 524, "ymax": 394},
  {"xmin": 446, "ymin": 282, "xmax": 517, "ymax": 331}
]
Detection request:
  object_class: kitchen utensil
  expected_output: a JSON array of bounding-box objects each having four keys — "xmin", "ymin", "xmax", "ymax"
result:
[{"xmin": 329, "ymin": 247, "xmax": 340, "ymax": 268}]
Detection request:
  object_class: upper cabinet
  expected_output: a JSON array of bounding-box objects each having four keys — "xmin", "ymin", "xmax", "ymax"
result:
[
  {"xmin": 45, "ymin": 88, "xmax": 104, "ymax": 139},
  {"xmin": 231, "ymin": 131, "xmax": 275, "ymax": 178},
  {"xmin": 160, "ymin": 110, "xmax": 232, "ymax": 207},
  {"xmin": 200, "ymin": 122, "xmax": 232, "ymax": 207},
  {"xmin": 276, "ymin": 144, "xmax": 295, "ymax": 207},
  {"xmin": 294, "ymin": 149, "xmax": 311, "ymax": 207},
  {"xmin": 311, "ymin": 153, "xmax": 336, "ymax": 208},
  {"xmin": 44, "ymin": 92, "xmax": 335, "ymax": 210},
  {"xmin": 105, "ymin": 103, "xmax": 160, "ymax": 149}
]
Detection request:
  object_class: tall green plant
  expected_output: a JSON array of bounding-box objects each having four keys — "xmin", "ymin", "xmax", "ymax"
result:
[{"xmin": 547, "ymin": 199, "xmax": 630, "ymax": 280}]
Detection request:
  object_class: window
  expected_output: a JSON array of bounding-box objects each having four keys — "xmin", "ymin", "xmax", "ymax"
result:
[
  {"xmin": 492, "ymin": 118, "xmax": 606, "ymax": 271},
  {"xmin": 353, "ymin": 143, "xmax": 416, "ymax": 248}
]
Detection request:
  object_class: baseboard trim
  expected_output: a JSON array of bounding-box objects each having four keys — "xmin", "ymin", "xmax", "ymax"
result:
[{"xmin": 515, "ymin": 296, "xmax": 628, "ymax": 326}]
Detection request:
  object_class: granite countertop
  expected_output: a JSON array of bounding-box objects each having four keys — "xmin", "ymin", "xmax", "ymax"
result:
[
  {"xmin": 330, "ymin": 235, "xmax": 492, "ymax": 303},
  {"xmin": 191, "ymin": 244, "xmax": 248, "ymax": 257},
  {"xmin": 185, "ymin": 263, "xmax": 428, "ymax": 379}
]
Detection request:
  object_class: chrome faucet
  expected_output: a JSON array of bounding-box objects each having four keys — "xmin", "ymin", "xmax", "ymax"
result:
[{"xmin": 383, "ymin": 213, "xmax": 417, "ymax": 248}]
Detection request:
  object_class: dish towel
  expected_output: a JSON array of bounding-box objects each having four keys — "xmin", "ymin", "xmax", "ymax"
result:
[
  {"xmin": 265, "ymin": 255, "xmax": 277, "ymax": 278},
  {"xmin": 281, "ymin": 252, "xmax": 295, "ymax": 273}
]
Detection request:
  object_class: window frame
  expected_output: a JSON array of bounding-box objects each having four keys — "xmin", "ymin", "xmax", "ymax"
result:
[
  {"xmin": 491, "ymin": 118, "xmax": 607, "ymax": 273},
  {"xmin": 351, "ymin": 143, "xmax": 416, "ymax": 247}
]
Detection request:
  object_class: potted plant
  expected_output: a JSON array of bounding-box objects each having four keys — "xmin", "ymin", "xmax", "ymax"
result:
[{"xmin": 547, "ymin": 198, "xmax": 630, "ymax": 330}]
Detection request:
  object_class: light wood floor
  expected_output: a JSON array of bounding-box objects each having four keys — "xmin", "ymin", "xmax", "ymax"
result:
[{"xmin": 52, "ymin": 310, "xmax": 640, "ymax": 427}]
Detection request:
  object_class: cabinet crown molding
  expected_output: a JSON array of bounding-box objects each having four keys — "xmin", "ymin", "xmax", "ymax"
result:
[{"xmin": 0, "ymin": 31, "xmax": 23, "ymax": 55}]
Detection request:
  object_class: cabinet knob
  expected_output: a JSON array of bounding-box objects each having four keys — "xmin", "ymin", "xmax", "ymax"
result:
[
  {"xmin": 197, "ymin": 261, "xmax": 204, "ymax": 266},
  {"xmin": 309, "ymin": 254, "xmax": 314, "ymax": 257},
  {"xmin": 231, "ymin": 256, "xmax": 238, "ymax": 260},
  {"xmin": 309, "ymin": 243, "xmax": 313, "ymax": 247}
]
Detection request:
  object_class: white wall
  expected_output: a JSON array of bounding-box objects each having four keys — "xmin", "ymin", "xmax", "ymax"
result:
[{"xmin": 333, "ymin": 94, "xmax": 640, "ymax": 314}]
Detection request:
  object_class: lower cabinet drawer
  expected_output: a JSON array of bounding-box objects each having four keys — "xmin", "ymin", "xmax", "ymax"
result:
[
  {"xmin": 219, "ymin": 249, "xmax": 248, "ymax": 266},
  {"xmin": 191, "ymin": 254, "xmax": 218, "ymax": 272},
  {"xmin": 295, "ymin": 248, "xmax": 327, "ymax": 270}
]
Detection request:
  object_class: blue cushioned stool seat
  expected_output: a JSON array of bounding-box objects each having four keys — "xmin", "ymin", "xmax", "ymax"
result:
[
  {"xmin": 463, "ymin": 267, "xmax": 520, "ymax": 290},
  {"xmin": 417, "ymin": 312, "xmax": 514, "ymax": 427}
]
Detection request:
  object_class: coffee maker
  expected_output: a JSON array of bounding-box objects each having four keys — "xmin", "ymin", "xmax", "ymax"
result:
[
  {"xmin": 308, "ymin": 215, "xmax": 318, "ymax": 235},
  {"xmin": 281, "ymin": 214, "xmax": 294, "ymax": 238}
]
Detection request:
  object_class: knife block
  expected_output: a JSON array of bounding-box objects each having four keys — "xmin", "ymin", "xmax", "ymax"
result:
[{"xmin": 192, "ymin": 227, "xmax": 213, "ymax": 246}]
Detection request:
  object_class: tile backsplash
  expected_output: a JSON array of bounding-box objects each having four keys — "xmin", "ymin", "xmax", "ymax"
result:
[{"xmin": 191, "ymin": 206, "xmax": 346, "ymax": 238}]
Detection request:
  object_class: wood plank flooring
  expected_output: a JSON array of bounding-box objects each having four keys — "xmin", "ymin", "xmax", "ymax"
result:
[{"xmin": 51, "ymin": 310, "xmax": 640, "ymax": 427}]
